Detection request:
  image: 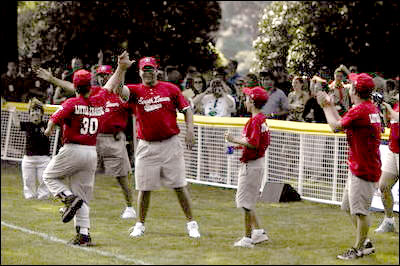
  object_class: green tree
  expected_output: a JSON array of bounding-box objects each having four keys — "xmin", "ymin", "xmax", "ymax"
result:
[
  {"xmin": 254, "ymin": 1, "xmax": 400, "ymax": 78},
  {"xmin": 18, "ymin": 1, "xmax": 221, "ymax": 81}
]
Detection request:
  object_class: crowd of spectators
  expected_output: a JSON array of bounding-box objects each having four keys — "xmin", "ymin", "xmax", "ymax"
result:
[{"xmin": 2, "ymin": 57, "xmax": 399, "ymax": 126}]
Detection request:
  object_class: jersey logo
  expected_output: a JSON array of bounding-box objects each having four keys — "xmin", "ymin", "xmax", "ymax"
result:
[
  {"xmin": 138, "ymin": 96, "xmax": 170, "ymax": 112},
  {"xmin": 369, "ymin": 113, "xmax": 381, "ymax": 124}
]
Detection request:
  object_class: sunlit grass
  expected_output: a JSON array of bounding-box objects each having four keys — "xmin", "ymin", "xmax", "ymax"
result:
[{"xmin": 1, "ymin": 162, "xmax": 398, "ymax": 265}]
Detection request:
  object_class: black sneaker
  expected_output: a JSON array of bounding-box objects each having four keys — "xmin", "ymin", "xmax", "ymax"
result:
[
  {"xmin": 337, "ymin": 247, "xmax": 363, "ymax": 260},
  {"xmin": 68, "ymin": 233, "xmax": 93, "ymax": 246},
  {"xmin": 61, "ymin": 195, "xmax": 83, "ymax": 223},
  {"xmin": 362, "ymin": 239, "xmax": 375, "ymax": 256}
]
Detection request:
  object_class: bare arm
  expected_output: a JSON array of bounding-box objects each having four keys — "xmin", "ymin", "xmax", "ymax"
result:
[
  {"xmin": 35, "ymin": 67, "xmax": 75, "ymax": 93},
  {"xmin": 383, "ymin": 102, "xmax": 399, "ymax": 122},
  {"xmin": 224, "ymin": 131, "xmax": 256, "ymax": 149},
  {"xmin": 104, "ymin": 51, "xmax": 134, "ymax": 93},
  {"xmin": 44, "ymin": 119, "xmax": 56, "ymax": 137},
  {"xmin": 184, "ymin": 108, "xmax": 195, "ymax": 150},
  {"xmin": 317, "ymin": 91, "xmax": 343, "ymax": 132},
  {"xmin": 8, "ymin": 106, "xmax": 21, "ymax": 129},
  {"xmin": 192, "ymin": 86, "xmax": 212, "ymax": 106}
]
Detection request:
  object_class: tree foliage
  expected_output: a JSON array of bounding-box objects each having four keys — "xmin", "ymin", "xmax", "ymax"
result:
[
  {"xmin": 254, "ymin": 1, "xmax": 400, "ymax": 78},
  {"xmin": 18, "ymin": 1, "xmax": 221, "ymax": 82}
]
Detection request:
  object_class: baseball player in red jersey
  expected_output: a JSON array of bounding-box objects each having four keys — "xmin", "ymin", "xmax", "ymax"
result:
[
  {"xmin": 224, "ymin": 86, "xmax": 270, "ymax": 248},
  {"xmin": 42, "ymin": 52, "xmax": 133, "ymax": 246},
  {"xmin": 126, "ymin": 57, "xmax": 200, "ymax": 238},
  {"xmin": 36, "ymin": 58, "xmax": 136, "ymax": 219},
  {"xmin": 375, "ymin": 100, "xmax": 399, "ymax": 233},
  {"xmin": 317, "ymin": 73, "xmax": 382, "ymax": 259}
]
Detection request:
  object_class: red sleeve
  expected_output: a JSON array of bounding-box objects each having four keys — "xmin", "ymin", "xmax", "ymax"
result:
[
  {"xmin": 126, "ymin": 84, "xmax": 138, "ymax": 103},
  {"xmin": 50, "ymin": 99, "xmax": 74, "ymax": 125},
  {"xmin": 246, "ymin": 119, "xmax": 261, "ymax": 148},
  {"xmin": 341, "ymin": 106, "xmax": 369, "ymax": 129},
  {"xmin": 169, "ymin": 83, "xmax": 190, "ymax": 111}
]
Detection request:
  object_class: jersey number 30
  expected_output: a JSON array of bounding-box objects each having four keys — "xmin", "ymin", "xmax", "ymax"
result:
[{"xmin": 80, "ymin": 117, "xmax": 98, "ymax": 135}]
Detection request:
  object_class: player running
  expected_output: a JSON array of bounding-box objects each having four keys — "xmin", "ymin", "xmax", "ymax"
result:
[
  {"xmin": 42, "ymin": 51, "xmax": 134, "ymax": 246},
  {"xmin": 126, "ymin": 56, "xmax": 200, "ymax": 239},
  {"xmin": 36, "ymin": 60, "xmax": 136, "ymax": 219},
  {"xmin": 224, "ymin": 86, "xmax": 270, "ymax": 248}
]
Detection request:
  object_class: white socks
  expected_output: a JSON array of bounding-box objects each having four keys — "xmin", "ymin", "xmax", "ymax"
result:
[
  {"xmin": 385, "ymin": 217, "xmax": 395, "ymax": 224},
  {"xmin": 80, "ymin": 227, "xmax": 89, "ymax": 235}
]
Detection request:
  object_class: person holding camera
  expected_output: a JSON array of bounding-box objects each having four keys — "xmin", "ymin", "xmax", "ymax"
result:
[{"xmin": 193, "ymin": 78, "xmax": 235, "ymax": 117}]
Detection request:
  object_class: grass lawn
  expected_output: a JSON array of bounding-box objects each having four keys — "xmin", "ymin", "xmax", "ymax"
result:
[{"xmin": 1, "ymin": 161, "xmax": 399, "ymax": 265}]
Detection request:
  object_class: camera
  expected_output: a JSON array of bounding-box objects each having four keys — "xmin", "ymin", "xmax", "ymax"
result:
[{"xmin": 371, "ymin": 92, "xmax": 384, "ymax": 105}]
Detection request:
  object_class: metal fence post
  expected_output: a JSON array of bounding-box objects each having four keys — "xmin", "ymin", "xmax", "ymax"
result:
[
  {"xmin": 332, "ymin": 136, "xmax": 339, "ymax": 202},
  {"xmin": 298, "ymin": 134, "xmax": 305, "ymax": 195},
  {"xmin": 196, "ymin": 125, "xmax": 202, "ymax": 181}
]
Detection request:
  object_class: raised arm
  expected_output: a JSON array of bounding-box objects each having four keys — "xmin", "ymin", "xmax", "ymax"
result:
[
  {"xmin": 103, "ymin": 51, "xmax": 134, "ymax": 93},
  {"xmin": 317, "ymin": 91, "xmax": 343, "ymax": 132},
  {"xmin": 35, "ymin": 67, "xmax": 75, "ymax": 94},
  {"xmin": 8, "ymin": 105, "xmax": 21, "ymax": 129}
]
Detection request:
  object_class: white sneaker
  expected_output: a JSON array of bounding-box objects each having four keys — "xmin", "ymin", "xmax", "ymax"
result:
[
  {"xmin": 251, "ymin": 229, "xmax": 269, "ymax": 244},
  {"xmin": 121, "ymin": 207, "xmax": 136, "ymax": 219},
  {"xmin": 375, "ymin": 219, "xmax": 395, "ymax": 233},
  {"xmin": 187, "ymin": 221, "xmax": 200, "ymax": 238},
  {"xmin": 234, "ymin": 237, "xmax": 254, "ymax": 248},
  {"xmin": 129, "ymin": 222, "xmax": 145, "ymax": 237}
]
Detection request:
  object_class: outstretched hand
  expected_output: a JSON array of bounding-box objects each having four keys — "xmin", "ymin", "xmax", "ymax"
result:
[
  {"xmin": 118, "ymin": 51, "xmax": 135, "ymax": 71},
  {"xmin": 316, "ymin": 91, "xmax": 333, "ymax": 108},
  {"xmin": 35, "ymin": 67, "xmax": 53, "ymax": 82}
]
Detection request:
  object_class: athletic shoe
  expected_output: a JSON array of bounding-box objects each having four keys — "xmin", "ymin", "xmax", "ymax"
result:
[
  {"xmin": 129, "ymin": 222, "xmax": 145, "ymax": 237},
  {"xmin": 362, "ymin": 238, "xmax": 375, "ymax": 256},
  {"xmin": 234, "ymin": 237, "xmax": 254, "ymax": 248},
  {"xmin": 337, "ymin": 248, "xmax": 363, "ymax": 260},
  {"xmin": 375, "ymin": 219, "xmax": 395, "ymax": 233},
  {"xmin": 251, "ymin": 229, "xmax": 269, "ymax": 244},
  {"xmin": 68, "ymin": 233, "xmax": 93, "ymax": 246},
  {"xmin": 61, "ymin": 195, "xmax": 83, "ymax": 223},
  {"xmin": 187, "ymin": 221, "xmax": 200, "ymax": 238},
  {"xmin": 121, "ymin": 207, "xmax": 136, "ymax": 219}
]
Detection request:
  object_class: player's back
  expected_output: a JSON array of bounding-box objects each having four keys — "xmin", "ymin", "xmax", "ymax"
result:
[{"xmin": 51, "ymin": 94, "xmax": 106, "ymax": 146}]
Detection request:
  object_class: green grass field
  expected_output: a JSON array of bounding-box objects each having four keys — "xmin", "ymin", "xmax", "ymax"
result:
[{"xmin": 1, "ymin": 161, "xmax": 399, "ymax": 265}]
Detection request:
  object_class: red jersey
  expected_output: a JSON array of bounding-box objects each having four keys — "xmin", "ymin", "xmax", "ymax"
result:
[
  {"xmin": 51, "ymin": 94, "xmax": 106, "ymax": 146},
  {"xmin": 240, "ymin": 113, "xmax": 270, "ymax": 163},
  {"xmin": 341, "ymin": 101, "xmax": 382, "ymax": 182},
  {"xmin": 127, "ymin": 81, "xmax": 190, "ymax": 141},
  {"xmin": 90, "ymin": 86, "xmax": 130, "ymax": 134},
  {"xmin": 389, "ymin": 103, "xmax": 399, "ymax": 153}
]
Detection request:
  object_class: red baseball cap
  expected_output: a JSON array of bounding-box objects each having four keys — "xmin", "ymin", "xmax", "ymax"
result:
[
  {"xmin": 348, "ymin": 73, "xmax": 375, "ymax": 93},
  {"xmin": 139, "ymin": 57, "xmax": 158, "ymax": 70},
  {"xmin": 243, "ymin": 86, "xmax": 269, "ymax": 104},
  {"xmin": 96, "ymin": 65, "xmax": 113, "ymax": 75},
  {"xmin": 73, "ymin": 69, "xmax": 92, "ymax": 87}
]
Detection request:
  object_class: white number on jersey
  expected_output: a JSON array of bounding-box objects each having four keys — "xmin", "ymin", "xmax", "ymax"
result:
[
  {"xmin": 80, "ymin": 117, "xmax": 99, "ymax": 135},
  {"xmin": 369, "ymin": 113, "xmax": 381, "ymax": 124}
]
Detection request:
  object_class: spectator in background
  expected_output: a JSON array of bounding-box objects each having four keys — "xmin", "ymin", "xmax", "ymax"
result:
[
  {"xmin": 259, "ymin": 70, "xmax": 289, "ymax": 120},
  {"xmin": 8, "ymin": 98, "xmax": 51, "ymax": 200},
  {"xmin": 183, "ymin": 73, "xmax": 207, "ymax": 115},
  {"xmin": 165, "ymin": 65, "xmax": 183, "ymax": 90},
  {"xmin": 328, "ymin": 66, "xmax": 351, "ymax": 116},
  {"xmin": 23, "ymin": 57, "xmax": 49, "ymax": 103},
  {"xmin": 303, "ymin": 77, "xmax": 327, "ymax": 123},
  {"xmin": 384, "ymin": 79, "xmax": 398, "ymax": 106},
  {"xmin": 212, "ymin": 66, "xmax": 232, "ymax": 94},
  {"xmin": 226, "ymin": 59, "xmax": 240, "ymax": 92},
  {"xmin": 372, "ymin": 72, "xmax": 386, "ymax": 95},
  {"xmin": 181, "ymin": 65, "xmax": 198, "ymax": 90},
  {"xmin": 244, "ymin": 73, "xmax": 259, "ymax": 88},
  {"xmin": 233, "ymin": 76, "xmax": 251, "ymax": 117},
  {"xmin": 156, "ymin": 69, "xmax": 165, "ymax": 81},
  {"xmin": 287, "ymin": 76, "xmax": 309, "ymax": 122},
  {"xmin": 193, "ymin": 78, "xmax": 235, "ymax": 117},
  {"xmin": 1, "ymin": 61, "xmax": 25, "ymax": 102}
]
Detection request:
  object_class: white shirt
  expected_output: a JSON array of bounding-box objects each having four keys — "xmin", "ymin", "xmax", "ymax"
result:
[{"xmin": 202, "ymin": 94, "xmax": 235, "ymax": 117}]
